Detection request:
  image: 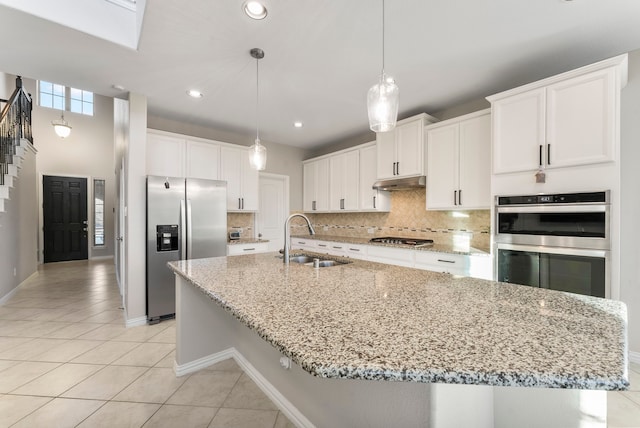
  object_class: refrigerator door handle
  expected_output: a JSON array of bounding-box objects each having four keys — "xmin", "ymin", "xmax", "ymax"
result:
[
  {"xmin": 180, "ymin": 199, "xmax": 187, "ymax": 260},
  {"xmin": 187, "ymin": 199, "xmax": 193, "ymax": 259}
]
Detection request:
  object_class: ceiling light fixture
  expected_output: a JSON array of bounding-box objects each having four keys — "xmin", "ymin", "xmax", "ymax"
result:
[
  {"xmin": 367, "ymin": 0, "xmax": 399, "ymax": 133},
  {"xmin": 293, "ymin": 121, "xmax": 303, "ymax": 128},
  {"xmin": 248, "ymin": 48, "xmax": 267, "ymax": 171},
  {"xmin": 187, "ymin": 89, "xmax": 203, "ymax": 98},
  {"xmin": 243, "ymin": 1, "xmax": 267, "ymax": 20},
  {"xmin": 52, "ymin": 111, "xmax": 71, "ymax": 138}
]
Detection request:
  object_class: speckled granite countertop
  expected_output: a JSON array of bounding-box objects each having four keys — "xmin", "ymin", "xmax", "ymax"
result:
[
  {"xmin": 291, "ymin": 234, "xmax": 490, "ymax": 255},
  {"xmin": 227, "ymin": 238, "xmax": 269, "ymax": 245},
  {"xmin": 169, "ymin": 252, "xmax": 628, "ymax": 390}
]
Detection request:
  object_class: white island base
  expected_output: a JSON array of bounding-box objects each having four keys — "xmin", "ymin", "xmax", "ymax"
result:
[{"xmin": 174, "ymin": 276, "xmax": 606, "ymax": 428}]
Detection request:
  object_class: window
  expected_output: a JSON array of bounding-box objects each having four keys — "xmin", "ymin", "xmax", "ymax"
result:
[
  {"xmin": 38, "ymin": 81, "xmax": 94, "ymax": 116},
  {"xmin": 94, "ymin": 179, "xmax": 105, "ymax": 247}
]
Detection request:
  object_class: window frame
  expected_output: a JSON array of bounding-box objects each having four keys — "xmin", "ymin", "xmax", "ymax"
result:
[{"xmin": 38, "ymin": 80, "xmax": 95, "ymax": 117}]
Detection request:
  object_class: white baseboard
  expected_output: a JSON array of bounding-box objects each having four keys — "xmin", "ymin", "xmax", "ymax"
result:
[
  {"xmin": 630, "ymin": 351, "xmax": 640, "ymax": 365},
  {"xmin": 0, "ymin": 271, "xmax": 38, "ymax": 305},
  {"xmin": 174, "ymin": 348, "xmax": 235, "ymax": 377},
  {"xmin": 125, "ymin": 316, "xmax": 147, "ymax": 328},
  {"xmin": 174, "ymin": 348, "xmax": 314, "ymax": 427}
]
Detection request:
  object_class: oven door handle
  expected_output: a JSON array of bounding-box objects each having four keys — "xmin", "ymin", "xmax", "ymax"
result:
[
  {"xmin": 496, "ymin": 205, "xmax": 608, "ymax": 214},
  {"xmin": 495, "ymin": 243, "xmax": 608, "ymax": 258}
]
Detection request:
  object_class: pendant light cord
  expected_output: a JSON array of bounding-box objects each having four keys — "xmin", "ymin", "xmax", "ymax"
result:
[
  {"xmin": 255, "ymin": 56, "xmax": 260, "ymax": 141},
  {"xmin": 381, "ymin": 0, "xmax": 385, "ymax": 76}
]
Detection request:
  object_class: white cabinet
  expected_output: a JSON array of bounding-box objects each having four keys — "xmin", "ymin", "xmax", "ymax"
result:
[
  {"xmin": 303, "ymin": 158, "xmax": 329, "ymax": 212},
  {"xmin": 291, "ymin": 237, "xmax": 316, "ymax": 252},
  {"xmin": 329, "ymin": 150, "xmax": 359, "ymax": 211},
  {"xmin": 426, "ymin": 110, "xmax": 491, "ymax": 210},
  {"xmin": 359, "ymin": 144, "xmax": 390, "ymax": 211},
  {"xmin": 146, "ymin": 132, "xmax": 185, "ymax": 177},
  {"xmin": 414, "ymin": 251, "xmax": 467, "ymax": 275},
  {"xmin": 376, "ymin": 113, "xmax": 437, "ymax": 180},
  {"xmin": 489, "ymin": 56, "xmax": 626, "ymax": 174},
  {"xmin": 185, "ymin": 140, "xmax": 220, "ymax": 180},
  {"xmin": 220, "ymin": 146, "xmax": 259, "ymax": 211},
  {"xmin": 227, "ymin": 242, "xmax": 269, "ymax": 256},
  {"xmin": 367, "ymin": 246, "xmax": 415, "ymax": 268}
]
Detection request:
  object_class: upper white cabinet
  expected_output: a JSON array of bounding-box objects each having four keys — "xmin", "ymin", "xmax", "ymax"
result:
[
  {"xmin": 329, "ymin": 150, "xmax": 359, "ymax": 211},
  {"xmin": 220, "ymin": 146, "xmax": 259, "ymax": 211},
  {"xmin": 185, "ymin": 139, "xmax": 220, "ymax": 180},
  {"xmin": 376, "ymin": 113, "xmax": 438, "ymax": 180},
  {"xmin": 426, "ymin": 110, "xmax": 491, "ymax": 210},
  {"xmin": 303, "ymin": 158, "xmax": 329, "ymax": 212},
  {"xmin": 359, "ymin": 144, "xmax": 390, "ymax": 211},
  {"xmin": 489, "ymin": 55, "xmax": 627, "ymax": 175},
  {"xmin": 146, "ymin": 132, "xmax": 185, "ymax": 177}
]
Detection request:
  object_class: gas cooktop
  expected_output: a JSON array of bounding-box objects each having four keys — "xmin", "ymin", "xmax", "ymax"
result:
[{"xmin": 369, "ymin": 237, "xmax": 434, "ymax": 247}]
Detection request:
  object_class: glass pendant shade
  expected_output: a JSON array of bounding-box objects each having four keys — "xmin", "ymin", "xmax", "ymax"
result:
[
  {"xmin": 249, "ymin": 138, "xmax": 267, "ymax": 171},
  {"xmin": 52, "ymin": 114, "xmax": 72, "ymax": 138},
  {"xmin": 367, "ymin": 73, "xmax": 399, "ymax": 133}
]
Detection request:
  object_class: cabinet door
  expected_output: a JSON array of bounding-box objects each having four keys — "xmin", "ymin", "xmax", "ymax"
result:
[
  {"xmin": 458, "ymin": 114, "xmax": 491, "ymax": 209},
  {"xmin": 329, "ymin": 155, "xmax": 345, "ymax": 211},
  {"xmin": 492, "ymin": 88, "xmax": 545, "ymax": 174},
  {"xmin": 376, "ymin": 130, "xmax": 396, "ymax": 179},
  {"xmin": 315, "ymin": 158, "xmax": 330, "ymax": 211},
  {"xmin": 185, "ymin": 140, "xmax": 220, "ymax": 180},
  {"xmin": 303, "ymin": 162, "xmax": 316, "ymax": 211},
  {"xmin": 219, "ymin": 146, "xmax": 243, "ymax": 210},
  {"xmin": 240, "ymin": 152, "xmax": 259, "ymax": 211},
  {"xmin": 426, "ymin": 124, "xmax": 458, "ymax": 210},
  {"xmin": 395, "ymin": 119, "xmax": 425, "ymax": 177},
  {"xmin": 146, "ymin": 133, "xmax": 185, "ymax": 177},
  {"xmin": 359, "ymin": 145, "xmax": 377, "ymax": 210},
  {"xmin": 546, "ymin": 67, "xmax": 616, "ymax": 168},
  {"xmin": 343, "ymin": 150, "xmax": 360, "ymax": 210}
]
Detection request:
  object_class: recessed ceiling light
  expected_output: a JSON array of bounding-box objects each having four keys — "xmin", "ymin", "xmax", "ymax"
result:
[
  {"xmin": 187, "ymin": 89, "xmax": 203, "ymax": 98},
  {"xmin": 111, "ymin": 84, "xmax": 126, "ymax": 91},
  {"xmin": 243, "ymin": 1, "xmax": 267, "ymax": 20},
  {"xmin": 293, "ymin": 121, "xmax": 303, "ymax": 128}
]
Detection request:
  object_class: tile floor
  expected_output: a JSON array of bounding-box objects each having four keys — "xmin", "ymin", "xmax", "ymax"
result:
[
  {"xmin": 0, "ymin": 260, "xmax": 639, "ymax": 427},
  {"xmin": 0, "ymin": 260, "xmax": 294, "ymax": 428}
]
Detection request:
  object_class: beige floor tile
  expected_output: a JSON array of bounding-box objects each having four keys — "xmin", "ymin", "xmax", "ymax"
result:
[
  {"xmin": 113, "ymin": 322, "xmax": 171, "ymax": 342},
  {"xmin": 0, "ymin": 336, "xmax": 33, "ymax": 350},
  {"xmin": 629, "ymin": 369, "xmax": 640, "ymax": 392},
  {"xmin": 0, "ymin": 361, "xmax": 61, "ymax": 393},
  {"xmin": 18, "ymin": 321, "xmax": 71, "ymax": 337},
  {"xmin": 0, "ymin": 394, "xmax": 52, "ymax": 427},
  {"xmin": 0, "ymin": 306, "xmax": 46, "ymax": 320},
  {"xmin": 71, "ymin": 340, "xmax": 140, "ymax": 364},
  {"xmin": 223, "ymin": 373, "xmax": 278, "ymax": 411},
  {"xmin": 608, "ymin": 392, "xmax": 640, "ymax": 427},
  {"xmin": 39, "ymin": 322, "xmax": 103, "ymax": 339},
  {"xmin": 630, "ymin": 362, "xmax": 640, "ymax": 374},
  {"xmin": 54, "ymin": 308, "xmax": 104, "ymax": 323},
  {"xmin": 208, "ymin": 408, "xmax": 278, "ymax": 428},
  {"xmin": 0, "ymin": 320, "xmax": 32, "ymax": 336},
  {"xmin": 142, "ymin": 404, "xmax": 218, "ymax": 428},
  {"xmin": 622, "ymin": 391, "xmax": 640, "ymax": 407},
  {"xmin": 167, "ymin": 370, "xmax": 241, "ymax": 407},
  {"xmin": 114, "ymin": 367, "xmax": 188, "ymax": 404},
  {"xmin": 32, "ymin": 339, "xmax": 103, "ymax": 363},
  {"xmin": 205, "ymin": 358, "xmax": 243, "ymax": 373},
  {"xmin": 11, "ymin": 397, "xmax": 105, "ymax": 428},
  {"xmin": 0, "ymin": 337, "xmax": 66, "ymax": 360},
  {"xmin": 76, "ymin": 401, "xmax": 160, "ymax": 428},
  {"xmin": 12, "ymin": 363, "xmax": 103, "ymax": 396},
  {"xmin": 154, "ymin": 350, "xmax": 175, "ymax": 368},
  {"xmin": 62, "ymin": 365, "xmax": 149, "ymax": 400},
  {"xmin": 274, "ymin": 411, "xmax": 297, "ymax": 428},
  {"xmin": 82, "ymin": 309, "xmax": 125, "ymax": 324},
  {"xmin": 0, "ymin": 359, "xmax": 20, "ymax": 373},
  {"xmin": 112, "ymin": 342, "xmax": 175, "ymax": 367},
  {"xmin": 76, "ymin": 323, "xmax": 128, "ymax": 340},
  {"xmin": 147, "ymin": 325, "xmax": 176, "ymax": 344}
]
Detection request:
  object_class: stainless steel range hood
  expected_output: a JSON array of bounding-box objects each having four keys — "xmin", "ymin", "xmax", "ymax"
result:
[{"xmin": 372, "ymin": 176, "xmax": 426, "ymax": 191}]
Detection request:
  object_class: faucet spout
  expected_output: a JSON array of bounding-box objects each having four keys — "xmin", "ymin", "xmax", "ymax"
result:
[{"xmin": 283, "ymin": 214, "xmax": 314, "ymax": 264}]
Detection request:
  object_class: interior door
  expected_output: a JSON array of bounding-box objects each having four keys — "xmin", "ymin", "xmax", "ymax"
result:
[
  {"xmin": 43, "ymin": 175, "xmax": 88, "ymax": 263},
  {"xmin": 257, "ymin": 174, "xmax": 288, "ymax": 252}
]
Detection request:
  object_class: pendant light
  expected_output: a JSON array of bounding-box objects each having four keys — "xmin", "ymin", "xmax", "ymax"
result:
[
  {"xmin": 249, "ymin": 48, "xmax": 267, "ymax": 171},
  {"xmin": 367, "ymin": 0, "xmax": 399, "ymax": 133},
  {"xmin": 52, "ymin": 111, "xmax": 72, "ymax": 139}
]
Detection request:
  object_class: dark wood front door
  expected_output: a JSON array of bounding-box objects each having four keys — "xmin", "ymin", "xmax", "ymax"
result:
[{"xmin": 43, "ymin": 175, "xmax": 88, "ymax": 263}]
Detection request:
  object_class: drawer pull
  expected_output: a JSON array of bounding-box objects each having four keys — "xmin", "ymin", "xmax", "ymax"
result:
[
  {"xmin": 243, "ymin": 248, "xmax": 255, "ymax": 251},
  {"xmin": 349, "ymin": 248, "xmax": 360, "ymax": 252},
  {"xmin": 437, "ymin": 259, "xmax": 456, "ymax": 264},
  {"xmin": 318, "ymin": 244, "xmax": 327, "ymax": 247},
  {"xmin": 333, "ymin": 246, "xmax": 343, "ymax": 249}
]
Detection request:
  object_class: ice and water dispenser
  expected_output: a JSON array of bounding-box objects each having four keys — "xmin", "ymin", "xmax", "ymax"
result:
[{"xmin": 156, "ymin": 225, "xmax": 179, "ymax": 252}]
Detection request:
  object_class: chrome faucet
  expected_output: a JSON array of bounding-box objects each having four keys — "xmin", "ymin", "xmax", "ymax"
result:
[{"xmin": 283, "ymin": 213, "xmax": 315, "ymax": 264}]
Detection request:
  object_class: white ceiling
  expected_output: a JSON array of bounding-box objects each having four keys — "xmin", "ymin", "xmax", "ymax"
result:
[{"xmin": 1, "ymin": 0, "xmax": 639, "ymax": 150}]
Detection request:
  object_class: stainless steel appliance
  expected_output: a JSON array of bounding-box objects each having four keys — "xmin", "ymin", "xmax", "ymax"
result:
[
  {"xmin": 146, "ymin": 176, "xmax": 227, "ymax": 323},
  {"xmin": 495, "ymin": 191, "xmax": 610, "ymax": 298},
  {"xmin": 369, "ymin": 236, "xmax": 434, "ymax": 247}
]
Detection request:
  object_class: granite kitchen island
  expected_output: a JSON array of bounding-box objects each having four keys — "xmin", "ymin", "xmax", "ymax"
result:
[{"xmin": 169, "ymin": 252, "xmax": 628, "ymax": 427}]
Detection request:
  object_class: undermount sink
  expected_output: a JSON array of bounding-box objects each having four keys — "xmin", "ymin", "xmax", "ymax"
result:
[
  {"xmin": 289, "ymin": 255, "xmax": 316, "ymax": 264},
  {"xmin": 287, "ymin": 254, "xmax": 352, "ymax": 267}
]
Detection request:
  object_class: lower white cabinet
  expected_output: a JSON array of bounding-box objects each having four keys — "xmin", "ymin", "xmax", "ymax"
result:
[
  {"xmin": 291, "ymin": 238, "xmax": 316, "ymax": 252},
  {"xmin": 414, "ymin": 251, "xmax": 467, "ymax": 275},
  {"xmin": 367, "ymin": 246, "xmax": 415, "ymax": 268},
  {"xmin": 227, "ymin": 242, "xmax": 269, "ymax": 256}
]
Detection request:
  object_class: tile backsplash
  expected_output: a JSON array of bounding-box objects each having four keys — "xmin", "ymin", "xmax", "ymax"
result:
[
  {"xmin": 294, "ymin": 189, "xmax": 491, "ymax": 251},
  {"xmin": 227, "ymin": 213, "xmax": 255, "ymax": 240}
]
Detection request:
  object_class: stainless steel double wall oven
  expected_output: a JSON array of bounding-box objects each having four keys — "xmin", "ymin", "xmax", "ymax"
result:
[{"xmin": 495, "ymin": 191, "xmax": 610, "ymax": 298}]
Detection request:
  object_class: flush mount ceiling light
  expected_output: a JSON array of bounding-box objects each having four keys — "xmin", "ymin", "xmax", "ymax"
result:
[
  {"xmin": 52, "ymin": 111, "xmax": 71, "ymax": 138},
  {"xmin": 293, "ymin": 121, "xmax": 303, "ymax": 128},
  {"xmin": 243, "ymin": 1, "xmax": 267, "ymax": 20},
  {"xmin": 248, "ymin": 48, "xmax": 267, "ymax": 171},
  {"xmin": 367, "ymin": 0, "xmax": 399, "ymax": 133},
  {"xmin": 187, "ymin": 89, "xmax": 203, "ymax": 98}
]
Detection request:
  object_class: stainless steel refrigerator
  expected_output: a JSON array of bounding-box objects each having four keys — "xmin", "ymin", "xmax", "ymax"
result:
[{"xmin": 146, "ymin": 175, "xmax": 227, "ymax": 323}]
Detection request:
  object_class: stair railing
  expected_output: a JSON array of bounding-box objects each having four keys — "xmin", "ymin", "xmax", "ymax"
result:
[{"xmin": 0, "ymin": 76, "xmax": 32, "ymax": 185}]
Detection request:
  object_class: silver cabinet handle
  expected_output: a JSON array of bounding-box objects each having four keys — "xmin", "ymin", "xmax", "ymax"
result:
[
  {"xmin": 238, "ymin": 198, "xmax": 241, "ymax": 209},
  {"xmin": 454, "ymin": 190, "xmax": 457, "ymax": 206},
  {"xmin": 539, "ymin": 145, "xmax": 543, "ymax": 166},
  {"xmin": 547, "ymin": 144, "xmax": 551, "ymax": 165},
  {"xmin": 396, "ymin": 162, "xmax": 399, "ymax": 175},
  {"xmin": 180, "ymin": 199, "xmax": 186, "ymax": 260},
  {"xmin": 318, "ymin": 244, "xmax": 327, "ymax": 247},
  {"xmin": 437, "ymin": 259, "xmax": 456, "ymax": 264},
  {"xmin": 186, "ymin": 199, "xmax": 193, "ymax": 259},
  {"xmin": 349, "ymin": 248, "xmax": 360, "ymax": 252},
  {"xmin": 312, "ymin": 200, "xmax": 316, "ymax": 211},
  {"xmin": 373, "ymin": 196, "xmax": 376, "ymax": 209},
  {"xmin": 458, "ymin": 189, "xmax": 462, "ymax": 206},
  {"xmin": 243, "ymin": 248, "xmax": 255, "ymax": 251}
]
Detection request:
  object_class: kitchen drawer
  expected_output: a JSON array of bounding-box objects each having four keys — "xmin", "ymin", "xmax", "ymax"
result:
[
  {"xmin": 343, "ymin": 244, "xmax": 368, "ymax": 260},
  {"xmin": 367, "ymin": 246, "xmax": 414, "ymax": 267},
  {"xmin": 313, "ymin": 240, "xmax": 334, "ymax": 254},
  {"xmin": 291, "ymin": 238, "xmax": 316, "ymax": 251},
  {"xmin": 414, "ymin": 251, "xmax": 468, "ymax": 275},
  {"xmin": 227, "ymin": 242, "xmax": 269, "ymax": 256}
]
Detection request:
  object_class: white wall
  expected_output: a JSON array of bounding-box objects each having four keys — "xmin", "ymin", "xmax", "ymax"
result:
[
  {"xmin": 23, "ymin": 78, "xmax": 116, "ymax": 260},
  {"xmin": 620, "ymin": 49, "xmax": 640, "ymax": 358}
]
